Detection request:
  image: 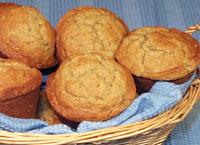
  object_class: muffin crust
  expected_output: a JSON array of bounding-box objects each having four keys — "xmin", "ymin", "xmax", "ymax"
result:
[{"xmin": 0, "ymin": 58, "xmax": 42, "ymax": 100}]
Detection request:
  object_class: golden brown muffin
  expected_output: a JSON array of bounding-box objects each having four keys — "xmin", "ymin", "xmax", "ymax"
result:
[
  {"xmin": 0, "ymin": 58, "xmax": 42, "ymax": 118},
  {"xmin": 0, "ymin": 2, "xmax": 57, "ymax": 69},
  {"xmin": 116, "ymin": 26, "xmax": 200, "ymax": 93},
  {"xmin": 46, "ymin": 53, "xmax": 136, "ymax": 122},
  {"xmin": 37, "ymin": 90, "xmax": 79, "ymax": 128},
  {"xmin": 56, "ymin": 6, "xmax": 129, "ymax": 62}
]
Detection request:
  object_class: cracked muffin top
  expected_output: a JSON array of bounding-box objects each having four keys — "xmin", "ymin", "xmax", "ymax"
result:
[
  {"xmin": 46, "ymin": 53, "xmax": 136, "ymax": 122},
  {"xmin": 56, "ymin": 6, "xmax": 129, "ymax": 62},
  {"xmin": 116, "ymin": 26, "xmax": 200, "ymax": 80},
  {"xmin": 0, "ymin": 58, "xmax": 42, "ymax": 100},
  {"xmin": 0, "ymin": 2, "xmax": 57, "ymax": 69}
]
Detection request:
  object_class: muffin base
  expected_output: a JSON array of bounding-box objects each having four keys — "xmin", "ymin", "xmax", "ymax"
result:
[
  {"xmin": 134, "ymin": 71, "xmax": 194, "ymax": 94},
  {"xmin": 37, "ymin": 89, "xmax": 79, "ymax": 128},
  {"xmin": 0, "ymin": 51, "xmax": 7, "ymax": 58},
  {"xmin": 56, "ymin": 113, "xmax": 80, "ymax": 129},
  {"xmin": 0, "ymin": 87, "xmax": 40, "ymax": 119}
]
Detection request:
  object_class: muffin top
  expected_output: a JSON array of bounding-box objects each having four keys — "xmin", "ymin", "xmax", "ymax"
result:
[
  {"xmin": 0, "ymin": 2, "xmax": 57, "ymax": 69},
  {"xmin": 46, "ymin": 53, "xmax": 136, "ymax": 122},
  {"xmin": 0, "ymin": 58, "xmax": 42, "ymax": 100},
  {"xmin": 0, "ymin": 2, "xmax": 20, "ymax": 13},
  {"xmin": 116, "ymin": 26, "xmax": 200, "ymax": 80},
  {"xmin": 56, "ymin": 6, "xmax": 129, "ymax": 62}
]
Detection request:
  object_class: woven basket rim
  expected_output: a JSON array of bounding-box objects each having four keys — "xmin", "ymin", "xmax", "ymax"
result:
[{"xmin": 0, "ymin": 25, "xmax": 200, "ymax": 145}]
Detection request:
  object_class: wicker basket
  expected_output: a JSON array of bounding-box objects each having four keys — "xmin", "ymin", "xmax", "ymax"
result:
[{"xmin": 0, "ymin": 25, "xmax": 200, "ymax": 145}]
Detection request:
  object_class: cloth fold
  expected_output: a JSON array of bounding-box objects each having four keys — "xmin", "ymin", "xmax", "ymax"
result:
[{"xmin": 0, "ymin": 71, "xmax": 196, "ymax": 134}]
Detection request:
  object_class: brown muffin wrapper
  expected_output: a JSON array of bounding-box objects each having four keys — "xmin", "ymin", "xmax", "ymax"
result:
[
  {"xmin": 134, "ymin": 71, "xmax": 194, "ymax": 94},
  {"xmin": 55, "ymin": 112, "xmax": 80, "ymax": 129},
  {"xmin": 0, "ymin": 87, "xmax": 40, "ymax": 119},
  {"xmin": 0, "ymin": 51, "xmax": 8, "ymax": 58}
]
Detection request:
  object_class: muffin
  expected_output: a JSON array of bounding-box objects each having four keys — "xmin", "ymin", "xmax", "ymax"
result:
[
  {"xmin": 0, "ymin": 2, "xmax": 57, "ymax": 69},
  {"xmin": 0, "ymin": 58, "xmax": 42, "ymax": 118},
  {"xmin": 56, "ymin": 6, "xmax": 129, "ymax": 62},
  {"xmin": 37, "ymin": 89, "xmax": 62, "ymax": 125},
  {"xmin": 46, "ymin": 53, "xmax": 136, "ymax": 122},
  {"xmin": 37, "ymin": 90, "xmax": 78, "ymax": 128},
  {"xmin": 116, "ymin": 26, "xmax": 200, "ymax": 94}
]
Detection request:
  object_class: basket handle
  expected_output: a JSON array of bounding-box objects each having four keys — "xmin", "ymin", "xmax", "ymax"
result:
[
  {"xmin": 185, "ymin": 24, "xmax": 200, "ymax": 85},
  {"xmin": 185, "ymin": 24, "xmax": 200, "ymax": 35}
]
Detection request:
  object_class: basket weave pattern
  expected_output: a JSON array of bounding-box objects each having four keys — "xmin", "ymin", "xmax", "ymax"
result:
[{"xmin": 0, "ymin": 25, "xmax": 200, "ymax": 145}]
